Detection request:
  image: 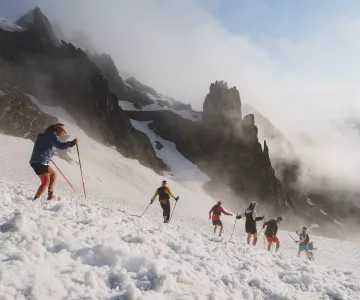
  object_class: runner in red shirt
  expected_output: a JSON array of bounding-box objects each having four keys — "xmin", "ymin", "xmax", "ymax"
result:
[{"xmin": 209, "ymin": 201, "xmax": 233, "ymax": 237}]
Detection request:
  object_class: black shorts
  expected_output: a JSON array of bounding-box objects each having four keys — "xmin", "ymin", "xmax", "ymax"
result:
[
  {"xmin": 30, "ymin": 163, "xmax": 49, "ymax": 176},
  {"xmin": 212, "ymin": 220, "xmax": 223, "ymax": 226},
  {"xmin": 160, "ymin": 202, "xmax": 171, "ymax": 221},
  {"xmin": 245, "ymin": 222, "xmax": 257, "ymax": 234}
]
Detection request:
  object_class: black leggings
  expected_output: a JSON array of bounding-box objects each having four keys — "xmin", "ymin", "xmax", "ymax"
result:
[{"xmin": 161, "ymin": 202, "xmax": 171, "ymax": 221}]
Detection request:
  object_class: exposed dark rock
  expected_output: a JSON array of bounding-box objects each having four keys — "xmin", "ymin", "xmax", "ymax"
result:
[
  {"xmin": 155, "ymin": 141, "xmax": 164, "ymax": 150},
  {"xmin": 125, "ymin": 77, "xmax": 160, "ymax": 98},
  {"xmin": 16, "ymin": 7, "xmax": 59, "ymax": 46},
  {"xmin": 93, "ymin": 54, "xmax": 154, "ymax": 106},
  {"xmin": 157, "ymin": 100, "xmax": 170, "ymax": 108},
  {"xmin": 203, "ymin": 80, "xmax": 242, "ymax": 128},
  {"xmin": 170, "ymin": 101, "xmax": 192, "ymax": 111},
  {"xmin": 202, "ymin": 80, "xmax": 257, "ymax": 143},
  {"xmin": 133, "ymin": 102, "xmax": 142, "ymax": 110},
  {"xmin": 157, "ymin": 157, "xmax": 170, "ymax": 172},
  {"xmin": 0, "ymin": 58, "xmax": 57, "ymax": 140},
  {"xmin": 0, "ymin": 14, "xmax": 162, "ymax": 174},
  {"xmin": 242, "ymin": 102, "xmax": 299, "ymax": 182}
]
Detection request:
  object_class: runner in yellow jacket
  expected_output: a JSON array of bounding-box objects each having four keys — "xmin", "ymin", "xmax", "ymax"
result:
[{"xmin": 150, "ymin": 180, "xmax": 179, "ymax": 223}]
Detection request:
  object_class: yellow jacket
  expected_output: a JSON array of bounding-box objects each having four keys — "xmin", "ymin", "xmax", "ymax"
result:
[{"xmin": 152, "ymin": 186, "xmax": 176, "ymax": 204}]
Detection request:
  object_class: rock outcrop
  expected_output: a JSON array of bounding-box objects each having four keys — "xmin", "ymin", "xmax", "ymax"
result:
[
  {"xmin": 203, "ymin": 80, "xmax": 242, "ymax": 125},
  {"xmin": 0, "ymin": 59, "xmax": 58, "ymax": 140},
  {"xmin": 0, "ymin": 8, "xmax": 162, "ymax": 173},
  {"xmin": 125, "ymin": 77, "xmax": 160, "ymax": 98},
  {"xmin": 203, "ymin": 81, "xmax": 257, "ymax": 143},
  {"xmin": 93, "ymin": 55, "xmax": 155, "ymax": 106},
  {"xmin": 16, "ymin": 7, "xmax": 59, "ymax": 46},
  {"xmin": 127, "ymin": 81, "xmax": 293, "ymax": 213}
]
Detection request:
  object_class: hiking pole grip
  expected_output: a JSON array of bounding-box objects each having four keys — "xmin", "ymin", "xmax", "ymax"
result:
[{"xmin": 76, "ymin": 141, "xmax": 87, "ymax": 200}]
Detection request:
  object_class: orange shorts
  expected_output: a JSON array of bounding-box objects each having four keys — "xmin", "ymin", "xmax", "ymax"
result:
[{"xmin": 266, "ymin": 235, "xmax": 279, "ymax": 243}]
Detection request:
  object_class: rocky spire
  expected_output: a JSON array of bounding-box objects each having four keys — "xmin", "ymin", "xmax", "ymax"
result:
[
  {"xmin": 203, "ymin": 80, "xmax": 242, "ymax": 126},
  {"xmin": 202, "ymin": 80, "xmax": 258, "ymax": 143},
  {"xmin": 16, "ymin": 7, "xmax": 59, "ymax": 45}
]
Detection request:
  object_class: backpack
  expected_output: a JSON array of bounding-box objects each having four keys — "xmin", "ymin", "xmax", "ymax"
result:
[{"xmin": 212, "ymin": 205, "xmax": 221, "ymax": 216}]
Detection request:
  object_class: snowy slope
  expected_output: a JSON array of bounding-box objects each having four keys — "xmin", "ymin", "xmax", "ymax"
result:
[
  {"xmin": 0, "ymin": 96, "xmax": 359, "ymax": 299},
  {"xmin": 0, "ymin": 17, "xmax": 24, "ymax": 32},
  {"xmin": 130, "ymin": 120, "xmax": 210, "ymax": 183}
]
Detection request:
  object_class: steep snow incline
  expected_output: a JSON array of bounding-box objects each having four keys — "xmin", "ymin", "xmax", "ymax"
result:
[
  {"xmin": 130, "ymin": 120, "xmax": 210, "ymax": 183},
  {"xmin": 0, "ymin": 173, "xmax": 360, "ymax": 299},
  {"xmin": 25, "ymin": 95, "xmax": 215, "ymax": 218},
  {"xmin": 0, "ymin": 96, "xmax": 359, "ymax": 299}
]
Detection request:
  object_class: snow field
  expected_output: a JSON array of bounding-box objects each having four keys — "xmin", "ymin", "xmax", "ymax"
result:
[
  {"xmin": 0, "ymin": 182, "xmax": 359, "ymax": 299},
  {"xmin": 130, "ymin": 120, "xmax": 210, "ymax": 183},
  {"xmin": 0, "ymin": 95, "xmax": 359, "ymax": 299},
  {"xmin": 0, "ymin": 184, "xmax": 357, "ymax": 300}
]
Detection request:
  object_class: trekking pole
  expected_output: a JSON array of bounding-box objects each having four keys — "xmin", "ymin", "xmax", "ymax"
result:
[
  {"xmin": 76, "ymin": 141, "xmax": 87, "ymax": 200},
  {"xmin": 288, "ymin": 233, "xmax": 298, "ymax": 244},
  {"xmin": 229, "ymin": 216, "xmax": 238, "ymax": 242},
  {"xmin": 51, "ymin": 160, "xmax": 75, "ymax": 191},
  {"xmin": 263, "ymin": 214, "xmax": 266, "ymax": 249},
  {"xmin": 140, "ymin": 203, "xmax": 151, "ymax": 218},
  {"xmin": 169, "ymin": 200, "xmax": 178, "ymax": 223}
]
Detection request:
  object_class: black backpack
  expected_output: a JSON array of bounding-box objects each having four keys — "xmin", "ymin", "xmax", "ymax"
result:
[{"xmin": 212, "ymin": 205, "xmax": 221, "ymax": 216}]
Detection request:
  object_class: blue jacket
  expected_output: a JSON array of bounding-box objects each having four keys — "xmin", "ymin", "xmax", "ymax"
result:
[{"xmin": 30, "ymin": 132, "xmax": 76, "ymax": 165}]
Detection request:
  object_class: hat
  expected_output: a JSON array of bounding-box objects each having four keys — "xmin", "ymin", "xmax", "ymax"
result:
[
  {"xmin": 162, "ymin": 180, "xmax": 167, "ymax": 185},
  {"xmin": 55, "ymin": 123, "xmax": 67, "ymax": 134}
]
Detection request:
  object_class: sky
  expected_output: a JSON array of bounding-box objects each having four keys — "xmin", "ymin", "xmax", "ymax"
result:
[{"xmin": 2, "ymin": 0, "xmax": 360, "ymax": 192}]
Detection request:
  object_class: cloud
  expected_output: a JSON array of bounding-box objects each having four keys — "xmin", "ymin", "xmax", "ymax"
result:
[{"xmin": 11, "ymin": 0, "xmax": 360, "ymax": 195}]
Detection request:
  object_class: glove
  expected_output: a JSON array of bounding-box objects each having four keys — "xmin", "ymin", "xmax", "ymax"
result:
[
  {"xmin": 236, "ymin": 214, "xmax": 242, "ymax": 219},
  {"xmin": 150, "ymin": 199, "xmax": 154, "ymax": 204},
  {"xmin": 175, "ymin": 196, "xmax": 179, "ymax": 201}
]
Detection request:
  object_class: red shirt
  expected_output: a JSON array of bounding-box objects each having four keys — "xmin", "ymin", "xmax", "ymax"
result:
[{"xmin": 209, "ymin": 205, "xmax": 230, "ymax": 220}]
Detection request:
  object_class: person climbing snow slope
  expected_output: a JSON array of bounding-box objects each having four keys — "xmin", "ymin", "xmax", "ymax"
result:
[
  {"xmin": 296, "ymin": 227, "xmax": 310, "ymax": 258},
  {"xmin": 150, "ymin": 180, "xmax": 179, "ymax": 223},
  {"xmin": 263, "ymin": 217, "xmax": 283, "ymax": 252},
  {"xmin": 29, "ymin": 124, "xmax": 78, "ymax": 200},
  {"xmin": 209, "ymin": 201, "xmax": 233, "ymax": 237},
  {"xmin": 236, "ymin": 201, "xmax": 264, "ymax": 246}
]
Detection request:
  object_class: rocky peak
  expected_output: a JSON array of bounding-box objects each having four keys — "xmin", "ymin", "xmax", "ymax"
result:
[
  {"xmin": 16, "ymin": 7, "xmax": 58, "ymax": 45},
  {"xmin": 203, "ymin": 81, "xmax": 258, "ymax": 143},
  {"xmin": 203, "ymin": 80, "xmax": 242, "ymax": 126}
]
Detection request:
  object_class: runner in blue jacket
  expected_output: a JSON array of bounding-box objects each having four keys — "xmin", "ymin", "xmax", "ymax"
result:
[{"xmin": 29, "ymin": 124, "xmax": 77, "ymax": 200}]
